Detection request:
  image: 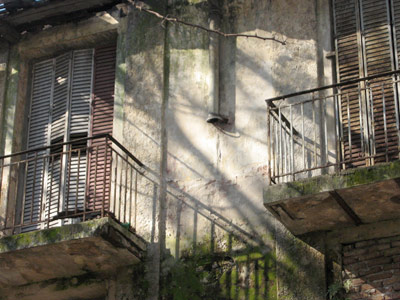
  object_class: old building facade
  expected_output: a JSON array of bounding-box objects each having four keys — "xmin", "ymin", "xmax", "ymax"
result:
[{"xmin": 0, "ymin": 0, "xmax": 399, "ymax": 299}]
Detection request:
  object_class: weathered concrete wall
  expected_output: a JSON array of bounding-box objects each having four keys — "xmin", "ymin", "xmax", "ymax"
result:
[
  {"xmin": 0, "ymin": 42, "xmax": 9, "ymax": 156},
  {"xmin": 0, "ymin": 42, "xmax": 10, "ymax": 232},
  {"xmin": 115, "ymin": 0, "xmax": 332, "ymax": 299},
  {"xmin": 0, "ymin": 0, "xmax": 334, "ymax": 299}
]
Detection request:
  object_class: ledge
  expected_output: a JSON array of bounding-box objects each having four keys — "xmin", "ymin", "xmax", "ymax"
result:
[
  {"xmin": 264, "ymin": 160, "xmax": 400, "ymax": 235},
  {"xmin": 0, "ymin": 217, "xmax": 146, "ymax": 288}
]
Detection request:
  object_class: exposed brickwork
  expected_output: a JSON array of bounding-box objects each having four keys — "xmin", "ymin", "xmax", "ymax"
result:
[{"xmin": 343, "ymin": 235, "xmax": 400, "ymax": 300}]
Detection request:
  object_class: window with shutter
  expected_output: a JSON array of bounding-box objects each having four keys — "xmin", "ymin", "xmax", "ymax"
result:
[
  {"xmin": 333, "ymin": 0, "xmax": 400, "ymax": 167},
  {"xmin": 23, "ymin": 45, "xmax": 115, "ymax": 231},
  {"xmin": 333, "ymin": 0, "xmax": 366, "ymax": 168}
]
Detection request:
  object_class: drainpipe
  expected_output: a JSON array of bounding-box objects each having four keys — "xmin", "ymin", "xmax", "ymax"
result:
[{"xmin": 206, "ymin": 6, "xmax": 227, "ymax": 124}]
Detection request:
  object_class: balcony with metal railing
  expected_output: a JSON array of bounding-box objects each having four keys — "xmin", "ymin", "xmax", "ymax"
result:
[
  {"xmin": 264, "ymin": 71, "xmax": 400, "ymax": 235},
  {"xmin": 0, "ymin": 134, "xmax": 146, "ymax": 288}
]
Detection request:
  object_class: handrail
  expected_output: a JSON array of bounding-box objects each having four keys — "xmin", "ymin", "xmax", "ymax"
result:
[
  {"xmin": 107, "ymin": 135, "xmax": 144, "ymax": 167},
  {"xmin": 0, "ymin": 133, "xmax": 145, "ymax": 167},
  {"xmin": 265, "ymin": 69, "xmax": 400, "ymax": 103},
  {"xmin": 266, "ymin": 73, "xmax": 400, "ymax": 184}
]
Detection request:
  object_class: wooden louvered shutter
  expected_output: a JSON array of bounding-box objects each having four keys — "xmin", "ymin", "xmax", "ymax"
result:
[
  {"xmin": 46, "ymin": 53, "xmax": 71, "ymax": 225},
  {"xmin": 390, "ymin": 0, "xmax": 400, "ymax": 156},
  {"xmin": 87, "ymin": 44, "xmax": 116, "ymax": 213},
  {"xmin": 334, "ymin": 0, "xmax": 400, "ymax": 166},
  {"xmin": 392, "ymin": 0, "xmax": 400, "ymax": 65},
  {"xmin": 23, "ymin": 59, "xmax": 53, "ymax": 231},
  {"xmin": 24, "ymin": 46, "xmax": 113, "ymax": 229},
  {"xmin": 64, "ymin": 49, "xmax": 93, "ymax": 214},
  {"xmin": 359, "ymin": 0, "xmax": 398, "ymax": 163},
  {"xmin": 333, "ymin": 0, "xmax": 367, "ymax": 167}
]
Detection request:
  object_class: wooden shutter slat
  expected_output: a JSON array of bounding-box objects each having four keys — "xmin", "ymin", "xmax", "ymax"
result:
[
  {"xmin": 360, "ymin": 0, "xmax": 398, "ymax": 163},
  {"xmin": 334, "ymin": 0, "xmax": 366, "ymax": 167},
  {"xmin": 22, "ymin": 59, "xmax": 53, "ymax": 232},
  {"xmin": 87, "ymin": 44, "xmax": 116, "ymax": 212},
  {"xmin": 69, "ymin": 49, "xmax": 93, "ymax": 136},
  {"xmin": 50, "ymin": 53, "xmax": 70, "ymax": 143},
  {"xmin": 62, "ymin": 49, "xmax": 94, "ymax": 217}
]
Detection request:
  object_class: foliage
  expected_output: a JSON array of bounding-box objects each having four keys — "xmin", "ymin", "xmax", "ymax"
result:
[
  {"xmin": 327, "ymin": 280, "xmax": 351, "ymax": 300},
  {"xmin": 161, "ymin": 245, "xmax": 235, "ymax": 300}
]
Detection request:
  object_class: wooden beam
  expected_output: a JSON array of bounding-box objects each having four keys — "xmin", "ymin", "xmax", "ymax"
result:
[
  {"xmin": 329, "ymin": 190, "xmax": 363, "ymax": 226},
  {"xmin": 5, "ymin": 0, "xmax": 119, "ymax": 27},
  {"xmin": 0, "ymin": 20, "xmax": 20, "ymax": 44}
]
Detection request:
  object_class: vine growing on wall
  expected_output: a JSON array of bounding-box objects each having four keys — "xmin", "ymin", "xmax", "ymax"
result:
[{"xmin": 127, "ymin": 0, "xmax": 287, "ymax": 45}]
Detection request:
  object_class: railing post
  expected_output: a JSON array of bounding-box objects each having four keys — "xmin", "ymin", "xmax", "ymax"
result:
[
  {"xmin": 279, "ymin": 104, "xmax": 282, "ymax": 181},
  {"xmin": 0, "ymin": 158, "xmax": 4, "ymax": 231},
  {"xmin": 48, "ymin": 155, "xmax": 54, "ymax": 229},
  {"xmin": 392, "ymin": 75, "xmax": 400, "ymax": 158},
  {"xmin": 382, "ymin": 83, "xmax": 389, "ymax": 162},
  {"xmin": 66, "ymin": 149, "xmax": 72, "ymax": 218},
  {"xmin": 30, "ymin": 152, "xmax": 38, "ymax": 224},
  {"xmin": 301, "ymin": 102, "xmax": 305, "ymax": 172},
  {"xmin": 113, "ymin": 155, "xmax": 118, "ymax": 216},
  {"xmin": 102, "ymin": 136, "xmax": 107, "ymax": 218},
  {"xmin": 368, "ymin": 84, "xmax": 376, "ymax": 166},
  {"xmin": 357, "ymin": 82, "xmax": 365, "ymax": 161},
  {"xmin": 312, "ymin": 93, "xmax": 317, "ymax": 169},
  {"xmin": 290, "ymin": 104, "xmax": 295, "ymax": 181},
  {"xmin": 129, "ymin": 167, "xmax": 133, "ymax": 227},
  {"xmin": 39, "ymin": 157, "xmax": 46, "ymax": 223},
  {"xmin": 323, "ymin": 97, "xmax": 328, "ymax": 171},
  {"xmin": 347, "ymin": 93, "xmax": 352, "ymax": 165},
  {"xmin": 134, "ymin": 170, "xmax": 138, "ymax": 229},
  {"xmin": 20, "ymin": 158, "xmax": 29, "ymax": 231},
  {"xmin": 124, "ymin": 154, "xmax": 128, "ymax": 224},
  {"xmin": 76, "ymin": 149, "xmax": 81, "ymax": 215},
  {"xmin": 334, "ymin": 93, "xmax": 341, "ymax": 174},
  {"xmin": 266, "ymin": 102, "xmax": 272, "ymax": 185}
]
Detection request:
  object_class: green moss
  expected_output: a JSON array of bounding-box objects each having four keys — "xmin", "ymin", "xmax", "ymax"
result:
[
  {"xmin": 0, "ymin": 218, "xmax": 108, "ymax": 252},
  {"xmin": 265, "ymin": 160, "xmax": 400, "ymax": 204},
  {"xmin": 276, "ymin": 231, "xmax": 326, "ymax": 300},
  {"xmin": 162, "ymin": 238, "xmax": 277, "ymax": 300}
]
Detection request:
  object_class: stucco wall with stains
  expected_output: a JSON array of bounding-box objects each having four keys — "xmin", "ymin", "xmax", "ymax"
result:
[
  {"xmin": 0, "ymin": 0, "xmax": 334, "ymax": 299},
  {"xmin": 114, "ymin": 0, "xmax": 332, "ymax": 298}
]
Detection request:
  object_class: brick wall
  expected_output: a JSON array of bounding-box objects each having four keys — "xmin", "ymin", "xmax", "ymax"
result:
[{"xmin": 343, "ymin": 235, "xmax": 400, "ymax": 300}]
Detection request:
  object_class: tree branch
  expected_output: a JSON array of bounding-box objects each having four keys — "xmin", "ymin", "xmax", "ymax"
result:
[{"xmin": 127, "ymin": 1, "xmax": 287, "ymax": 45}]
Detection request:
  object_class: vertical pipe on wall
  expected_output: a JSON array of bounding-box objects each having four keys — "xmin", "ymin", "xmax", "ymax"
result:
[{"xmin": 206, "ymin": 3, "xmax": 227, "ymax": 124}]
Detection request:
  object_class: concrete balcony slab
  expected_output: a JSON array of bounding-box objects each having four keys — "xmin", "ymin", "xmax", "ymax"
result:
[
  {"xmin": 0, "ymin": 217, "xmax": 146, "ymax": 288},
  {"xmin": 264, "ymin": 160, "xmax": 400, "ymax": 235}
]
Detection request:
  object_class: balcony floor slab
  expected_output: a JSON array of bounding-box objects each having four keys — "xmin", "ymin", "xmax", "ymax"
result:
[
  {"xmin": 0, "ymin": 217, "xmax": 146, "ymax": 288},
  {"xmin": 264, "ymin": 160, "xmax": 400, "ymax": 235}
]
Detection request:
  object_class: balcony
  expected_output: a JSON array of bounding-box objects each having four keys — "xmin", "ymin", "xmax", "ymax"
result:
[
  {"xmin": 264, "ymin": 71, "xmax": 400, "ymax": 235},
  {"xmin": 0, "ymin": 134, "xmax": 146, "ymax": 288}
]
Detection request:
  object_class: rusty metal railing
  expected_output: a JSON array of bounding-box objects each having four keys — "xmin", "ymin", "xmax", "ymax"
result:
[
  {"xmin": 0, "ymin": 134, "xmax": 144, "ymax": 234},
  {"xmin": 266, "ymin": 72, "xmax": 400, "ymax": 184}
]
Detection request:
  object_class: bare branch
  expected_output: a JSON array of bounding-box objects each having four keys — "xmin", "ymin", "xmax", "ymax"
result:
[{"xmin": 127, "ymin": 1, "xmax": 287, "ymax": 45}]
